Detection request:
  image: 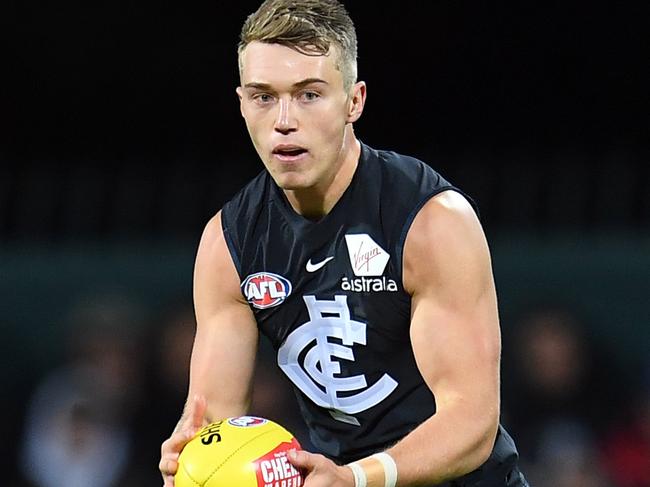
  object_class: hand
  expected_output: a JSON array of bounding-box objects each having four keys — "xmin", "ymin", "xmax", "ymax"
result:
[
  {"xmin": 159, "ymin": 395, "xmax": 208, "ymax": 487},
  {"xmin": 288, "ymin": 449, "xmax": 355, "ymax": 487}
]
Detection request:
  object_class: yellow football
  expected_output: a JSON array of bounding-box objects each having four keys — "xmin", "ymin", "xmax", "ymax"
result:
[{"xmin": 175, "ymin": 416, "xmax": 303, "ymax": 487}]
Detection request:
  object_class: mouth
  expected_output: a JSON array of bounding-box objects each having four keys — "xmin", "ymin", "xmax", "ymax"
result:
[{"xmin": 272, "ymin": 145, "xmax": 309, "ymax": 162}]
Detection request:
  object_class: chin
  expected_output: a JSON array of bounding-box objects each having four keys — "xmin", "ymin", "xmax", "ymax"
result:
[
  {"xmin": 272, "ymin": 172, "xmax": 314, "ymax": 191},
  {"xmin": 275, "ymin": 180, "xmax": 310, "ymax": 191}
]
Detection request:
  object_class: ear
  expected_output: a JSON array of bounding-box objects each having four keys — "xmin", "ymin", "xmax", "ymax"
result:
[
  {"xmin": 236, "ymin": 86, "xmax": 245, "ymax": 118},
  {"xmin": 346, "ymin": 81, "xmax": 367, "ymax": 123}
]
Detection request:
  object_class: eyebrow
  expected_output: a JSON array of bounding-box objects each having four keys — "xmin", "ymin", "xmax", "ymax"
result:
[{"xmin": 243, "ymin": 78, "xmax": 329, "ymax": 90}]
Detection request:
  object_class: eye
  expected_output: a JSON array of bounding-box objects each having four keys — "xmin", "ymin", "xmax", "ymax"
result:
[
  {"xmin": 253, "ymin": 93, "xmax": 274, "ymax": 105},
  {"xmin": 299, "ymin": 91, "xmax": 320, "ymax": 102}
]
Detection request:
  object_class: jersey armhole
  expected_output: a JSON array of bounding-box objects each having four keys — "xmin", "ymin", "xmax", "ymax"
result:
[
  {"xmin": 395, "ymin": 187, "xmax": 479, "ymax": 284},
  {"xmin": 220, "ymin": 214, "xmax": 243, "ymax": 280}
]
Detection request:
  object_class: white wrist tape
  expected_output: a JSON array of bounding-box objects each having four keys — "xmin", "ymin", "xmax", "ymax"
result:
[
  {"xmin": 348, "ymin": 462, "xmax": 367, "ymax": 487},
  {"xmin": 371, "ymin": 452, "xmax": 398, "ymax": 487}
]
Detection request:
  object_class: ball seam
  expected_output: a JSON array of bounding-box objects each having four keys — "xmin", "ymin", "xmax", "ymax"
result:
[{"xmin": 202, "ymin": 428, "xmax": 281, "ymax": 486}]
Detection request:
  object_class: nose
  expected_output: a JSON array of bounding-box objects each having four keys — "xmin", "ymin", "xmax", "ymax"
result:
[{"xmin": 274, "ymin": 98, "xmax": 297, "ymax": 134}]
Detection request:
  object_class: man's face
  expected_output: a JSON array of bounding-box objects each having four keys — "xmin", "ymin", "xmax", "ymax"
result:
[{"xmin": 237, "ymin": 42, "xmax": 363, "ymax": 191}]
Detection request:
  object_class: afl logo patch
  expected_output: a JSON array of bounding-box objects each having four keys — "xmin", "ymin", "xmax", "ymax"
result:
[
  {"xmin": 228, "ymin": 416, "xmax": 268, "ymax": 428},
  {"xmin": 241, "ymin": 272, "xmax": 292, "ymax": 309}
]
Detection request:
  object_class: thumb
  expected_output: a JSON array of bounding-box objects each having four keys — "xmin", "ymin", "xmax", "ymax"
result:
[
  {"xmin": 186, "ymin": 394, "xmax": 208, "ymax": 432},
  {"xmin": 287, "ymin": 449, "xmax": 315, "ymax": 469}
]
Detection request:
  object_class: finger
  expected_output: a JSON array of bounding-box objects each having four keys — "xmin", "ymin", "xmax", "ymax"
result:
[
  {"xmin": 162, "ymin": 430, "xmax": 194, "ymax": 456},
  {"xmin": 187, "ymin": 394, "xmax": 208, "ymax": 431},
  {"xmin": 287, "ymin": 449, "xmax": 319, "ymax": 469},
  {"xmin": 159, "ymin": 453, "xmax": 180, "ymax": 476},
  {"xmin": 163, "ymin": 474, "xmax": 175, "ymax": 487},
  {"xmin": 161, "ymin": 459, "xmax": 178, "ymax": 486}
]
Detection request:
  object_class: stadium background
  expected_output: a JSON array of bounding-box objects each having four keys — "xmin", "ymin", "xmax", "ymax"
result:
[{"xmin": 2, "ymin": 0, "xmax": 649, "ymax": 485}]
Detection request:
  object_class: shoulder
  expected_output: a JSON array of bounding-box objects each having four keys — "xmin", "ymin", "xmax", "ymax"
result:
[
  {"xmin": 403, "ymin": 190, "xmax": 490, "ymax": 295},
  {"xmin": 195, "ymin": 211, "xmax": 247, "ymax": 305},
  {"xmin": 220, "ymin": 170, "xmax": 274, "ymax": 268},
  {"xmin": 408, "ymin": 190, "xmax": 480, "ymax": 237},
  {"xmin": 197, "ymin": 211, "xmax": 228, "ymax": 263}
]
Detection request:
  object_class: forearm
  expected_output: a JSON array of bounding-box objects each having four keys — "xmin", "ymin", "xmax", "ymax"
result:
[
  {"xmin": 188, "ymin": 352, "xmax": 253, "ymax": 424},
  {"xmin": 386, "ymin": 404, "xmax": 499, "ymax": 485},
  {"xmin": 187, "ymin": 313, "xmax": 258, "ymax": 423},
  {"xmin": 188, "ymin": 347, "xmax": 254, "ymax": 423}
]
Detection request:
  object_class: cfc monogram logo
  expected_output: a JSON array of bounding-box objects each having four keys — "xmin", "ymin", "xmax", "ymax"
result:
[{"xmin": 277, "ymin": 295, "xmax": 398, "ymax": 426}]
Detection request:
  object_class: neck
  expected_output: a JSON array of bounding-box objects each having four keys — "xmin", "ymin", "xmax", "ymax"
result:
[{"xmin": 284, "ymin": 129, "xmax": 360, "ymax": 220}]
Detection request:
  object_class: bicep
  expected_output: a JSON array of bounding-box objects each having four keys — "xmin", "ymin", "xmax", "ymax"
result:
[
  {"xmin": 404, "ymin": 192, "xmax": 501, "ymax": 416},
  {"xmin": 189, "ymin": 212, "xmax": 259, "ymax": 421}
]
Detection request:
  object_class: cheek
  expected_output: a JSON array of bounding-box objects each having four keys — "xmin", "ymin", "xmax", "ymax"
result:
[
  {"xmin": 243, "ymin": 115, "xmax": 268, "ymax": 146},
  {"xmin": 241, "ymin": 118, "xmax": 269, "ymax": 161},
  {"xmin": 311, "ymin": 105, "xmax": 348, "ymax": 137},
  {"xmin": 242, "ymin": 104, "xmax": 273, "ymax": 128}
]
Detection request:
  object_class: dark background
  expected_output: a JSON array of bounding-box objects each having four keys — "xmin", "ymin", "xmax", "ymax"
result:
[
  {"xmin": 3, "ymin": 0, "xmax": 649, "ymax": 238},
  {"xmin": 2, "ymin": 1, "xmax": 650, "ymax": 486}
]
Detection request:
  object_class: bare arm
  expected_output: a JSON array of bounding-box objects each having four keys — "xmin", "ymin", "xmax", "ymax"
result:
[
  {"xmin": 386, "ymin": 190, "xmax": 501, "ymax": 484},
  {"xmin": 160, "ymin": 211, "xmax": 259, "ymax": 486},
  {"xmin": 190, "ymin": 211, "xmax": 259, "ymax": 421}
]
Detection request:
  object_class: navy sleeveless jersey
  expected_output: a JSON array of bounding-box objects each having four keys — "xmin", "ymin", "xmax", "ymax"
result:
[{"xmin": 221, "ymin": 142, "xmax": 522, "ymax": 484}]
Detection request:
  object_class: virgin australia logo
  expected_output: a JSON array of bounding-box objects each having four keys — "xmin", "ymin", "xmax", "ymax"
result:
[
  {"xmin": 277, "ymin": 295, "xmax": 398, "ymax": 425},
  {"xmin": 343, "ymin": 234, "xmax": 397, "ymax": 292},
  {"xmin": 344, "ymin": 234, "xmax": 389, "ymax": 276}
]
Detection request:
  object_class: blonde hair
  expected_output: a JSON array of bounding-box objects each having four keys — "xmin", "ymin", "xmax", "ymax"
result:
[{"xmin": 238, "ymin": 0, "xmax": 358, "ymax": 90}]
